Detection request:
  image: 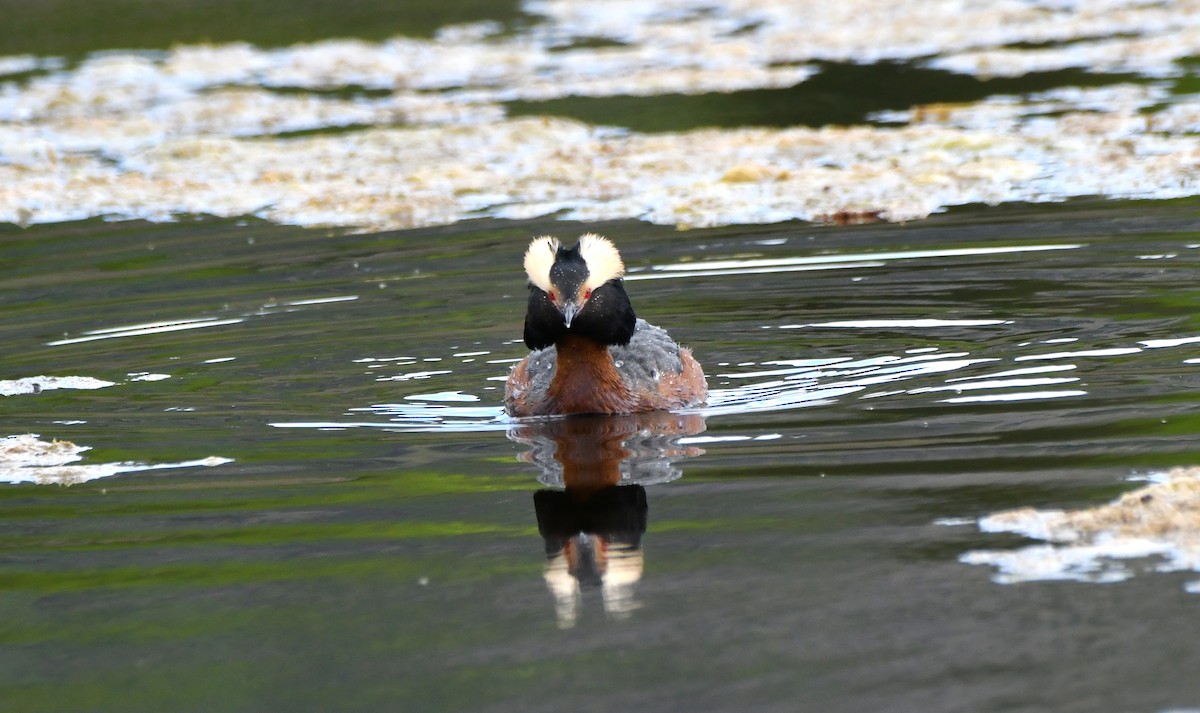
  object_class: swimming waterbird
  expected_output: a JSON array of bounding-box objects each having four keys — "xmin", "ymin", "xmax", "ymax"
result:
[{"xmin": 505, "ymin": 234, "xmax": 707, "ymax": 416}]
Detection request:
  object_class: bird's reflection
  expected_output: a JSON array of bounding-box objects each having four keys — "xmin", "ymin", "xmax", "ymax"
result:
[{"xmin": 508, "ymin": 411, "xmax": 706, "ymax": 628}]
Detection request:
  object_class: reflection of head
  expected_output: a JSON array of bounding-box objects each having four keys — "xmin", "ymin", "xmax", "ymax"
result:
[
  {"xmin": 536, "ymin": 486, "xmax": 647, "ymax": 628},
  {"xmin": 509, "ymin": 411, "xmax": 705, "ymax": 628}
]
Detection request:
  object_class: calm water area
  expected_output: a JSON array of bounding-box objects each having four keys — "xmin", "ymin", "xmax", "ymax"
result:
[
  {"xmin": 4, "ymin": 202, "xmax": 1200, "ymax": 712},
  {"xmin": 4, "ymin": 1, "xmax": 1200, "ymax": 711}
]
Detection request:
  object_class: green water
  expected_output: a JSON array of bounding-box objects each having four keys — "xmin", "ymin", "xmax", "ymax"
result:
[
  {"xmin": 505, "ymin": 63, "xmax": 1147, "ymax": 132},
  {"xmin": 4, "ymin": 202, "xmax": 1200, "ymax": 712},
  {"xmin": 0, "ymin": 0, "xmax": 524, "ymax": 57},
  {"xmin": 4, "ymin": 1, "xmax": 1200, "ymax": 710}
]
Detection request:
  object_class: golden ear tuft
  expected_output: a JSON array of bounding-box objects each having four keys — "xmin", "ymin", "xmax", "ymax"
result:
[
  {"xmin": 523, "ymin": 235, "xmax": 560, "ymax": 292},
  {"xmin": 578, "ymin": 233, "xmax": 624, "ymax": 288}
]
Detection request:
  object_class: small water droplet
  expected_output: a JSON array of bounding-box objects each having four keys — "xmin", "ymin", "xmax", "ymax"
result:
[{"xmin": 614, "ymin": 360, "xmax": 624, "ymax": 368}]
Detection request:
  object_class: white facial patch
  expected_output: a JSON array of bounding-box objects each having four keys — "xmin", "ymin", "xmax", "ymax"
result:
[
  {"xmin": 578, "ymin": 233, "xmax": 625, "ymax": 290},
  {"xmin": 523, "ymin": 235, "xmax": 560, "ymax": 293}
]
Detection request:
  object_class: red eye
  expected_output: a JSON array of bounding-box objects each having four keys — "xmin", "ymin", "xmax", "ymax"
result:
[
  {"xmin": 584, "ymin": 289, "xmax": 592, "ymax": 299},
  {"xmin": 548, "ymin": 292, "xmax": 557, "ymax": 302}
]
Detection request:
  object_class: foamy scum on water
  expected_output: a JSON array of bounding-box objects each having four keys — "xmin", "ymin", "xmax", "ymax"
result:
[
  {"xmin": 0, "ymin": 434, "xmax": 231, "ymax": 485},
  {"xmin": 963, "ymin": 467, "xmax": 1200, "ymax": 592},
  {"xmin": 1, "ymin": 0, "xmax": 1199, "ymax": 231}
]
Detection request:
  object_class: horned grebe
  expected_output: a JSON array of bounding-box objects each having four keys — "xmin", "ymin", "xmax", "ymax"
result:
[{"xmin": 504, "ymin": 234, "xmax": 707, "ymax": 416}]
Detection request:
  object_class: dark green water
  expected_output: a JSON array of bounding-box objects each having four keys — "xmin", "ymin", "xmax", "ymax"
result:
[
  {"xmin": 0, "ymin": 0, "xmax": 524, "ymax": 57},
  {"xmin": 5, "ymin": 1, "xmax": 1200, "ymax": 710},
  {"xmin": 4, "ymin": 201, "xmax": 1200, "ymax": 712},
  {"xmin": 505, "ymin": 63, "xmax": 1148, "ymax": 132}
]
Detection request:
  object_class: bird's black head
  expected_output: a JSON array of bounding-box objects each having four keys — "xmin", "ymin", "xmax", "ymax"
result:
[{"xmin": 522, "ymin": 234, "xmax": 637, "ymax": 350}]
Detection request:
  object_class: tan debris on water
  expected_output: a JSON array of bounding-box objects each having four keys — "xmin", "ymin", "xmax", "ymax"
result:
[
  {"xmin": 963, "ymin": 467, "xmax": 1200, "ymax": 591},
  {"xmin": 0, "ymin": 433, "xmax": 232, "ymax": 486},
  {"xmin": 1, "ymin": 0, "xmax": 1199, "ymax": 231}
]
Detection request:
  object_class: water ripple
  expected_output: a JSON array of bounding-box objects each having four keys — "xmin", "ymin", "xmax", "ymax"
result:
[
  {"xmin": 46, "ymin": 295, "xmax": 360, "ymax": 347},
  {"xmin": 47, "ymin": 317, "xmax": 245, "ymax": 346},
  {"xmin": 628, "ymin": 244, "xmax": 1084, "ymax": 282},
  {"xmin": 270, "ymin": 317, "xmax": 1200, "ymax": 433}
]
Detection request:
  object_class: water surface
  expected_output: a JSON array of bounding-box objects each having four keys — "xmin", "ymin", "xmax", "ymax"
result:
[{"xmin": 4, "ymin": 200, "xmax": 1200, "ymax": 711}]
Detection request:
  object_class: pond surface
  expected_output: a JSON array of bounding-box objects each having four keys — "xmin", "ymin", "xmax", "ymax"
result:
[{"xmin": 3, "ymin": 200, "xmax": 1200, "ymax": 711}]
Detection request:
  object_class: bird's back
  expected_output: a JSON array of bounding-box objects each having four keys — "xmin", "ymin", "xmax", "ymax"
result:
[{"xmin": 505, "ymin": 319, "xmax": 706, "ymax": 416}]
